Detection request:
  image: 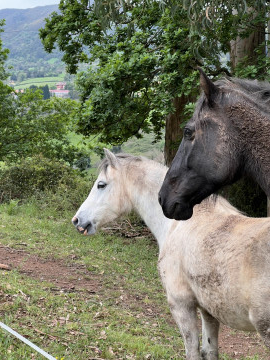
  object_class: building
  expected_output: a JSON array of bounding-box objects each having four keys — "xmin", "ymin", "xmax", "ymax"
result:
[{"xmin": 49, "ymin": 82, "xmax": 70, "ymax": 98}]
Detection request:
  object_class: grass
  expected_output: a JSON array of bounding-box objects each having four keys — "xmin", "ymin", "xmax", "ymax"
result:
[
  {"xmin": 122, "ymin": 132, "xmax": 165, "ymax": 159},
  {"xmin": 14, "ymin": 75, "xmax": 65, "ymax": 90},
  {"xmin": 0, "ymin": 198, "xmax": 185, "ymax": 359},
  {"xmin": 67, "ymin": 130, "xmax": 165, "ymax": 171},
  {"xmin": 0, "ymin": 195, "xmax": 265, "ymax": 359}
]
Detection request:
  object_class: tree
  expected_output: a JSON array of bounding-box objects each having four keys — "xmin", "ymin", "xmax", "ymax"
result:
[
  {"xmin": 40, "ymin": 0, "xmax": 226, "ymax": 164},
  {"xmin": 0, "ymin": 20, "xmax": 15, "ymax": 135},
  {"xmin": 1, "ymin": 89, "xmax": 79, "ymax": 164},
  {"xmin": 40, "ymin": 0, "xmax": 269, "ymax": 166},
  {"xmin": 41, "ymin": 84, "xmax": 51, "ymax": 100},
  {"xmin": 0, "ymin": 21, "xmax": 80, "ymax": 165}
]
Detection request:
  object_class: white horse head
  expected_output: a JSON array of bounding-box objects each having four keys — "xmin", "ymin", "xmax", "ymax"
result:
[{"xmin": 72, "ymin": 149, "xmax": 133, "ymax": 235}]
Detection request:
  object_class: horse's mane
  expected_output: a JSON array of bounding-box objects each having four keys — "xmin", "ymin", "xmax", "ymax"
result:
[
  {"xmin": 194, "ymin": 76, "xmax": 270, "ymax": 127},
  {"xmin": 216, "ymin": 77, "xmax": 270, "ymax": 106},
  {"xmin": 99, "ymin": 153, "xmax": 143, "ymax": 174},
  {"xmin": 202, "ymin": 194, "xmax": 243, "ymax": 216}
]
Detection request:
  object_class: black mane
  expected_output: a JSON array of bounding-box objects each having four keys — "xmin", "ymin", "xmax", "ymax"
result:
[
  {"xmin": 194, "ymin": 77, "xmax": 270, "ymax": 125},
  {"xmin": 216, "ymin": 77, "xmax": 270, "ymax": 106}
]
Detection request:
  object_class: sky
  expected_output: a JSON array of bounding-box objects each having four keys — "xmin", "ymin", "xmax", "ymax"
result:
[{"xmin": 0, "ymin": 0, "xmax": 60, "ymax": 10}]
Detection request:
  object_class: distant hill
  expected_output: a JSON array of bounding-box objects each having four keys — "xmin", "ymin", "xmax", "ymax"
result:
[{"xmin": 0, "ymin": 5, "xmax": 63, "ymax": 72}]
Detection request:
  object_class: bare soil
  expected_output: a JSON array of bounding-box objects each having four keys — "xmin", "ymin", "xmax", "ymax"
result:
[
  {"xmin": 0, "ymin": 245, "xmax": 100, "ymax": 293},
  {"xmin": 0, "ymin": 245, "xmax": 269, "ymax": 359}
]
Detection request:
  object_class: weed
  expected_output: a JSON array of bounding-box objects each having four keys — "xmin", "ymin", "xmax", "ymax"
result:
[{"xmin": 5, "ymin": 200, "xmax": 20, "ymax": 216}]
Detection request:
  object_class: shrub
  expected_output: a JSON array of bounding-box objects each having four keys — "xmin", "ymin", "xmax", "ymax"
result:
[
  {"xmin": 221, "ymin": 177, "xmax": 267, "ymax": 217},
  {"xmin": 0, "ymin": 156, "xmax": 93, "ymax": 209}
]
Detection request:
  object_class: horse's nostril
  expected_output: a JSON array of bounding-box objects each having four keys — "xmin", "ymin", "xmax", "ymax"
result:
[{"xmin": 72, "ymin": 216, "xmax": 78, "ymax": 226}]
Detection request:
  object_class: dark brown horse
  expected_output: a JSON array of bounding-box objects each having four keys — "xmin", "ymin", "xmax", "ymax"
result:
[{"xmin": 159, "ymin": 69, "xmax": 270, "ymax": 220}]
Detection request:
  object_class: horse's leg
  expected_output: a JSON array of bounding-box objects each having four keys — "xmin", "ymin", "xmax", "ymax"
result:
[
  {"xmin": 169, "ymin": 297, "xmax": 201, "ymax": 360},
  {"xmin": 250, "ymin": 309, "xmax": 270, "ymax": 348},
  {"xmin": 200, "ymin": 309, "xmax": 219, "ymax": 360}
]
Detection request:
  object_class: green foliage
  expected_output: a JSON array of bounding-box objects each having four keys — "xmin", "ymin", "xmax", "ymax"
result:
[
  {"xmin": 39, "ymin": 1, "xmax": 270, "ymax": 145},
  {"xmin": 5, "ymin": 199, "xmax": 20, "ymax": 216},
  {"xmin": 0, "ymin": 89, "xmax": 79, "ymax": 163},
  {"xmin": 40, "ymin": 0, "xmax": 218, "ymax": 145},
  {"xmin": 221, "ymin": 177, "xmax": 267, "ymax": 217},
  {"xmin": 73, "ymin": 151, "xmax": 91, "ymax": 171},
  {"xmin": 184, "ymin": 0, "xmax": 268, "ymax": 53},
  {"xmin": 90, "ymin": 1, "xmax": 269, "ymax": 58},
  {"xmin": 233, "ymin": 47, "xmax": 270, "ymax": 81},
  {"xmin": 40, "ymin": 0, "xmax": 268, "ymax": 147},
  {"xmin": 0, "ymin": 156, "xmax": 90, "ymax": 206},
  {"xmin": 0, "ymin": 21, "xmax": 79, "ymax": 164}
]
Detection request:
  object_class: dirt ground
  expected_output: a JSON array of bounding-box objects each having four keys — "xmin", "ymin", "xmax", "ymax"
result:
[{"xmin": 0, "ymin": 245, "xmax": 269, "ymax": 360}]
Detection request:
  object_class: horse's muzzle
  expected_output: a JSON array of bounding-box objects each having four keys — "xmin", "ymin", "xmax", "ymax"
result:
[{"xmin": 72, "ymin": 216, "xmax": 95, "ymax": 235}]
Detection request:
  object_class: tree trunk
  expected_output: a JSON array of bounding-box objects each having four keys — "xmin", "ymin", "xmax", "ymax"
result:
[
  {"xmin": 230, "ymin": 26, "xmax": 265, "ymax": 68},
  {"xmin": 230, "ymin": 9, "xmax": 265, "ymax": 67},
  {"xmin": 164, "ymin": 96, "xmax": 188, "ymax": 166}
]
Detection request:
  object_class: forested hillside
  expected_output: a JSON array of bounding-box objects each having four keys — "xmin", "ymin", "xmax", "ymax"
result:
[{"xmin": 0, "ymin": 5, "xmax": 64, "ymax": 79}]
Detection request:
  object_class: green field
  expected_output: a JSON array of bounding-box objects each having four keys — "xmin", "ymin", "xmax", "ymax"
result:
[
  {"xmin": 0, "ymin": 129, "xmax": 265, "ymax": 360},
  {"xmin": 14, "ymin": 75, "xmax": 65, "ymax": 90},
  {"xmin": 0, "ymin": 197, "xmax": 185, "ymax": 359},
  {"xmin": 0, "ymin": 176, "xmax": 266, "ymax": 359}
]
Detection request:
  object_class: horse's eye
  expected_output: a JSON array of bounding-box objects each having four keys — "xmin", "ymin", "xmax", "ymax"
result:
[
  {"xmin": 184, "ymin": 128, "xmax": 193, "ymax": 139},
  {"xmin": 97, "ymin": 181, "xmax": 107, "ymax": 189}
]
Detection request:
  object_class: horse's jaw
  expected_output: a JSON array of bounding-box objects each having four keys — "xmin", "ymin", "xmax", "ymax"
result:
[{"xmin": 162, "ymin": 201, "xmax": 194, "ymax": 221}]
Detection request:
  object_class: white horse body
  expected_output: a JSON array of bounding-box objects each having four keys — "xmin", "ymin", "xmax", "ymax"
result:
[{"xmin": 73, "ymin": 150, "xmax": 270, "ymax": 360}]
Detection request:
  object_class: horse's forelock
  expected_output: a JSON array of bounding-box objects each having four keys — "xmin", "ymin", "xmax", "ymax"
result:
[{"xmin": 99, "ymin": 153, "xmax": 143, "ymax": 175}]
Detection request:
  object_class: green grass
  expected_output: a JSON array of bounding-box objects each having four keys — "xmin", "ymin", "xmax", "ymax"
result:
[
  {"xmin": 14, "ymin": 75, "xmax": 65, "ymax": 90},
  {"xmin": 0, "ymin": 199, "xmax": 185, "ymax": 359},
  {"xmin": 0, "ymin": 197, "xmax": 265, "ymax": 359},
  {"xmin": 122, "ymin": 132, "xmax": 164, "ymax": 159},
  {"xmin": 67, "ymin": 131, "xmax": 165, "ymax": 171}
]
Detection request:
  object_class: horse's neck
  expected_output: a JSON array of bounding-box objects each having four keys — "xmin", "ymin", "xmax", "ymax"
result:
[
  {"xmin": 246, "ymin": 154, "xmax": 270, "ymax": 197},
  {"xmin": 127, "ymin": 163, "xmax": 172, "ymax": 250},
  {"xmin": 232, "ymin": 105, "xmax": 270, "ymax": 197},
  {"xmin": 244, "ymin": 117, "xmax": 270, "ymax": 197}
]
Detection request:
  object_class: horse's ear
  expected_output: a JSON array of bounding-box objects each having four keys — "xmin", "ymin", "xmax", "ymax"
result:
[
  {"xmin": 104, "ymin": 148, "xmax": 119, "ymax": 168},
  {"xmin": 198, "ymin": 68, "xmax": 219, "ymax": 105}
]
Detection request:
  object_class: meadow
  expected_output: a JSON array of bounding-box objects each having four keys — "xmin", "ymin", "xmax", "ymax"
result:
[
  {"xmin": 0, "ymin": 138, "xmax": 266, "ymax": 359},
  {"xmin": 0, "ymin": 196, "xmax": 185, "ymax": 359},
  {"xmin": 14, "ymin": 75, "xmax": 65, "ymax": 90}
]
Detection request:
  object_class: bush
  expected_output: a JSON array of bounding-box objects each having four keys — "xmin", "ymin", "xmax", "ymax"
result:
[
  {"xmin": 0, "ymin": 156, "xmax": 93, "ymax": 209},
  {"xmin": 221, "ymin": 176, "xmax": 267, "ymax": 217}
]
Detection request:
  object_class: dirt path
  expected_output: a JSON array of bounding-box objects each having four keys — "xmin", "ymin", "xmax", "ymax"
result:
[
  {"xmin": 0, "ymin": 245, "xmax": 100, "ymax": 293},
  {"xmin": 0, "ymin": 245, "xmax": 269, "ymax": 359}
]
